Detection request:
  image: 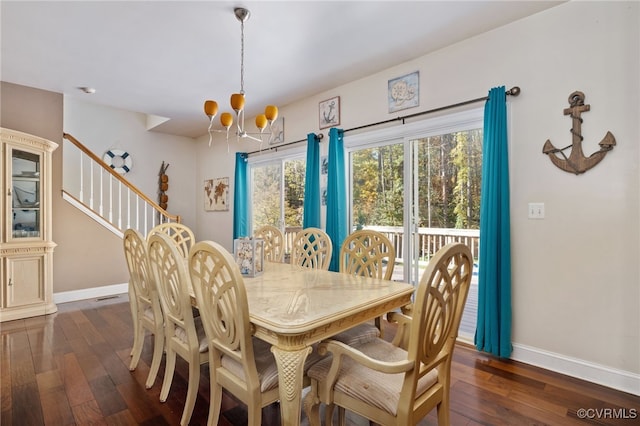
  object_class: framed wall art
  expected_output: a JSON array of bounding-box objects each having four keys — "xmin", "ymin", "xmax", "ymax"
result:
[
  {"xmin": 204, "ymin": 177, "xmax": 229, "ymax": 211},
  {"xmin": 388, "ymin": 71, "xmax": 419, "ymax": 113},
  {"xmin": 269, "ymin": 116, "xmax": 285, "ymax": 145},
  {"xmin": 319, "ymin": 96, "xmax": 340, "ymax": 129}
]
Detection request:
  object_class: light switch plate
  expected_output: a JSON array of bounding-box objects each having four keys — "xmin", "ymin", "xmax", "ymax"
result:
[{"xmin": 528, "ymin": 203, "xmax": 545, "ymax": 219}]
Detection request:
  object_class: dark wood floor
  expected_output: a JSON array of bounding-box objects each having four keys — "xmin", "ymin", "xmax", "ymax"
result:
[{"xmin": 2, "ymin": 295, "xmax": 639, "ymax": 426}]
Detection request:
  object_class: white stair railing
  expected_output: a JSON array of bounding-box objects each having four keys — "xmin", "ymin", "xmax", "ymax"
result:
[{"xmin": 61, "ymin": 133, "xmax": 181, "ymax": 238}]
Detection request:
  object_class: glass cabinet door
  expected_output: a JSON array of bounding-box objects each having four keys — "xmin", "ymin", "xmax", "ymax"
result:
[{"xmin": 10, "ymin": 147, "xmax": 42, "ymax": 240}]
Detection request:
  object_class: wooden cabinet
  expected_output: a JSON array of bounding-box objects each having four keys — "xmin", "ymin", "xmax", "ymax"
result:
[{"xmin": 1, "ymin": 128, "xmax": 57, "ymax": 322}]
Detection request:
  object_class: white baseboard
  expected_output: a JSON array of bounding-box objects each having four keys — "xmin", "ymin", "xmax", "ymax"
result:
[
  {"xmin": 512, "ymin": 343, "xmax": 640, "ymax": 396},
  {"xmin": 54, "ymin": 283, "xmax": 128, "ymax": 304}
]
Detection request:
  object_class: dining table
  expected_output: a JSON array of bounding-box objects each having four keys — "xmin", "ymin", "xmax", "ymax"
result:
[{"xmin": 238, "ymin": 260, "xmax": 415, "ymax": 426}]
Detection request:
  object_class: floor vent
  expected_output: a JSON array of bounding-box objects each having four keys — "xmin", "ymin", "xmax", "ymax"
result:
[{"xmin": 96, "ymin": 295, "xmax": 120, "ymax": 302}]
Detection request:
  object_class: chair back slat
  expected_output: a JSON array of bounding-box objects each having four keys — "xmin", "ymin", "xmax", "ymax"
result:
[
  {"xmin": 124, "ymin": 228, "xmax": 156, "ymax": 302},
  {"xmin": 189, "ymin": 241, "xmax": 254, "ymax": 364},
  {"xmin": 148, "ymin": 232, "xmax": 195, "ymax": 338},
  {"xmin": 410, "ymin": 242, "xmax": 473, "ymax": 366},
  {"xmin": 340, "ymin": 229, "xmax": 396, "ymax": 280},
  {"xmin": 291, "ymin": 227, "xmax": 333, "ymax": 270},
  {"xmin": 254, "ymin": 225, "xmax": 284, "ymax": 262},
  {"xmin": 149, "ymin": 222, "xmax": 195, "ymax": 258}
]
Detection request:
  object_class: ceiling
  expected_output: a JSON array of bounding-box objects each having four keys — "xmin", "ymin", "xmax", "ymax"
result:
[{"xmin": 1, "ymin": 1, "xmax": 563, "ymax": 138}]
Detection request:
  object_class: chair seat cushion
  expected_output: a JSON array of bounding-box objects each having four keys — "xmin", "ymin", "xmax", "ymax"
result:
[
  {"xmin": 174, "ymin": 316, "xmax": 208, "ymax": 353},
  {"xmin": 221, "ymin": 338, "xmax": 324, "ymax": 392},
  {"xmin": 331, "ymin": 322, "xmax": 380, "ymax": 346},
  {"xmin": 307, "ymin": 339, "xmax": 438, "ymax": 416}
]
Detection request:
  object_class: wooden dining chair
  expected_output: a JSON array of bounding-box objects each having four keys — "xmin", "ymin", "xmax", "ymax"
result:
[
  {"xmin": 123, "ymin": 228, "xmax": 164, "ymax": 389},
  {"xmin": 304, "ymin": 242, "xmax": 473, "ymax": 426},
  {"xmin": 187, "ymin": 240, "xmax": 282, "ymax": 426},
  {"xmin": 332, "ymin": 229, "xmax": 397, "ymax": 345},
  {"xmin": 291, "ymin": 227, "xmax": 333, "ymax": 270},
  {"xmin": 254, "ymin": 224, "xmax": 285, "ymax": 262},
  {"xmin": 148, "ymin": 222, "xmax": 195, "ymax": 258},
  {"xmin": 147, "ymin": 231, "xmax": 208, "ymax": 426}
]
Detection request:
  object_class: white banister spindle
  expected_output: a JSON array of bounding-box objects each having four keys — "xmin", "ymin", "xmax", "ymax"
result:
[
  {"xmin": 108, "ymin": 174, "xmax": 113, "ymax": 223},
  {"xmin": 99, "ymin": 168, "xmax": 104, "ymax": 216},
  {"xmin": 135, "ymin": 196, "xmax": 140, "ymax": 233},
  {"xmin": 79, "ymin": 151, "xmax": 84, "ymax": 202},
  {"xmin": 127, "ymin": 187, "xmax": 131, "ymax": 229},
  {"xmin": 89, "ymin": 161, "xmax": 94, "ymax": 209},
  {"xmin": 117, "ymin": 181, "xmax": 122, "ymax": 229}
]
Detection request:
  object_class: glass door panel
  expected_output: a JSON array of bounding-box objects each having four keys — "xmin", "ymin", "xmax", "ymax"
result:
[
  {"xmin": 350, "ymin": 142, "xmax": 405, "ymax": 281},
  {"xmin": 10, "ymin": 148, "xmax": 42, "ymax": 240},
  {"xmin": 252, "ymin": 162, "xmax": 282, "ymax": 229},
  {"xmin": 251, "ymin": 158, "xmax": 306, "ymax": 260},
  {"xmin": 410, "ymin": 129, "xmax": 482, "ymax": 340}
]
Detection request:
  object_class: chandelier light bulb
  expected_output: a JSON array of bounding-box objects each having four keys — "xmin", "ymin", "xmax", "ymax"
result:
[
  {"xmin": 220, "ymin": 112, "xmax": 233, "ymax": 128},
  {"xmin": 255, "ymin": 114, "xmax": 267, "ymax": 130},
  {"xmin": 264, "ymin": 105, "xmax": 278, "ymax": 122},
  {"xmin": 204, "ymin": 100, "xmax": 218, "ymax": 118},
  {"xmin": 230, "ymin": 93, "xmax": 245, "ymax": 112}
]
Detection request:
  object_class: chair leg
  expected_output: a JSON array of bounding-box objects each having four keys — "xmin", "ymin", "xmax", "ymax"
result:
[
  {"xmin": 437, "ymin": 399, "xmax": 450, "ymax": 425},
  {"xmin": 375, "ymin": 315, "xmax": 384, "ymax": 339},
  {"xmin": 128, "ymin": 286, "xmax": 138, "ymax": 357},
  {"xmin": 207, "ymin": 382, "xmax": 223, "ymax": 426},
  {"xmin": 247, "ymin": 401, "xmax": 262, "ymax": 426},
  {"xmin": 338, "ymin": 406, "xmax": 347, "ymax": 426},
  {"xmin": 324, "ymin": 403, "xmax": 335, "ymax": 426},
  {"xmin": 303, "ymin": 386, "xmax": 321, "ymax": 426},
  {"xmin": 160, "ymin": 347, "xmax": 176, "ymax": 402},
  {"xmin": 145, "ymin": 332, "xmax": 164, "ymax": 388},
  {"xmin": 129, "ymin": 319, "xmax": 144, "ymax": 371},
  {"xmin": 180, "ymin": 354, "xmax": 201, "ymax": 426}
]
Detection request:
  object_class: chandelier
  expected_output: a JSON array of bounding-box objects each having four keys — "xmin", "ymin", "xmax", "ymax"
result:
[{"xmin": 204, "ymin": 7, "xmax": 278, "ymax": 147}]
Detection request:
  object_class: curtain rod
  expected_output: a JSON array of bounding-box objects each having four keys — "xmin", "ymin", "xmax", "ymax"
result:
[{"xmin": 246, "ymin": 86, "xmax": 520, "ymax": 156}]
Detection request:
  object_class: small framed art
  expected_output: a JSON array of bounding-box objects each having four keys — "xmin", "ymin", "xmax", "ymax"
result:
[
  {"xmin": 204, "ymin": 177, "xmax": 229, "ymax": 211},
  {"xmin": 319, "ymin": 96, "xmax": 340, "ymax": 129},
  {"xmin": 269, "ymin": 116, "xmax": 285, "ymax": 145},
  {"xmin": 388, "ymin": 71, "xmax": 419, "ymax": 113}
]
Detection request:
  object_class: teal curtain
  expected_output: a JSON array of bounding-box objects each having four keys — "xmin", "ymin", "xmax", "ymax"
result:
[
  {"xmin": 233, "ymin": 152, "xmax": 249, "ymax": 239},
  {"xmin": 475, "ymin": 86, "xmax": 512, "ymax": 358},
  {"xmin": 303, "ymin": 133, "xmax": 321, "ymax": 229},
  {"xmin": 326, "ymin": 128, "xmax": 347, "ymax": 272}
]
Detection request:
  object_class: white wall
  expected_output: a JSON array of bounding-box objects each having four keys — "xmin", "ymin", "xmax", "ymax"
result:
[
  {"xmin": 64, "ymin": 98, "xmax": 198, "ymax": 228},
  {"xmin": 195, "ymin": 1, "xmax": 639, "ymax": 393}
]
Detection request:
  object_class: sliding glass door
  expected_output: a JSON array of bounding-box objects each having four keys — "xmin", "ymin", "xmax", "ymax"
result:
[{"xmin": 347, "ymin": 109, "xmax": 483, "ymax": 339}]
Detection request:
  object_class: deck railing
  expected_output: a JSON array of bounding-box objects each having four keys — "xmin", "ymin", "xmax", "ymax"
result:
[
  {"xmin": 282, "ymin": 225, "xmax": 479, "ymax": 261},
  {"xmin": 62, "ymin": 133, "xmax": 181, "ymax": 238}
]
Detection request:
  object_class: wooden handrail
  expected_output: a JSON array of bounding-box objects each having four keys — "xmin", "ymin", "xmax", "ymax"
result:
[{"xmin": 63, "ymin": 133, "xmax": 181, "ymax": 223}]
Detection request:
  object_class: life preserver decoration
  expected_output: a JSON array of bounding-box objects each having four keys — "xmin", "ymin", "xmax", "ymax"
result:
[{"xmin": 103, "ymin": 149, "xmax": 132, "ymax": 174}]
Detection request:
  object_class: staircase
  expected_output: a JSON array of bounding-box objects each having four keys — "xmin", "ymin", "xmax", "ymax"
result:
[{"xmin": 61, "ymin": 133, "xmax": 181, "ymax": 238}]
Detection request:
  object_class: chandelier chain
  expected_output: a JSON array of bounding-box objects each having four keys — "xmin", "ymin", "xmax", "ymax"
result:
[{"xmin": 240, "ymin": 19, "xmax": 245, "ymax": 95}]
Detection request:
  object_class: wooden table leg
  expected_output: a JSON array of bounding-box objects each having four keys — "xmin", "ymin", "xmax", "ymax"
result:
[{"xmin": 271, "ymin": 344, "xmax": 312, "ymax": 426}]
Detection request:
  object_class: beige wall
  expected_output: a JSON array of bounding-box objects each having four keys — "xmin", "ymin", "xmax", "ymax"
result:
[{"xmin": 1, "ymin": 82, "xmax": 128, "ymax": 293}]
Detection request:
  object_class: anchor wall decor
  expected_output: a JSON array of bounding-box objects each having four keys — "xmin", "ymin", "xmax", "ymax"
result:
[{"xmin": 542, "ymin": 91, "xmax": 616, "ymax": 175}]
